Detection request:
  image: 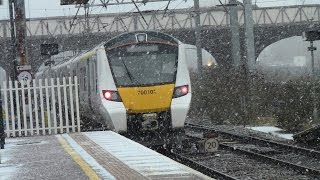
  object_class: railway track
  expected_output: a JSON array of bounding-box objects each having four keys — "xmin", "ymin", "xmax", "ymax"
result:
[
  {"xmin": 183, "ymin": 122, "xmax": 320, "ymax": 179},
  {"xmin": 166, "ymin": 151, "xmax": 238, "ymax": 180}
]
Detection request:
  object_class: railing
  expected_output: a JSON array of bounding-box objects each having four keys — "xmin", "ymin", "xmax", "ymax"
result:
[
  {"xmin": 0, "ymin": 76, "xmax": 80, "ymax": 137},
  {"xmin": 0, "ymin": 5, "xmax": 320, "ymax": 37}
]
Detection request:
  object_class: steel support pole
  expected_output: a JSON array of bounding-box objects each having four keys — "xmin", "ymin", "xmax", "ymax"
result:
[
  {"xmin": 229, "ymin": 0, "xmax": 241, "ymax": 70},
  {"xmin": 243, "ymin": 0, "xmax": 255, "ymax": 72},
  {"xmin": 14, "ymin": 0, "xmax": 28, "ymax": 66},
  {"xmin": 84, "ymin": 3, "xmax": 90, "ymax": 33},
  {"xmin": 194, "ymin": 0, "xmax": 202, "ymax": 76},
  {"xmin": 0, "ymin": 84, "xmax": 4, "ymax": 149},
  {"xmin": 133, "ymin": 16, "xmax": 138, "ymax": 31},
  {"xmin": 309, "ymin": 41, "xmax": 318, "ymax": 123},
  {"xmin": 9, "ymin": 0, "xmax": 16, "ymax": 81}
]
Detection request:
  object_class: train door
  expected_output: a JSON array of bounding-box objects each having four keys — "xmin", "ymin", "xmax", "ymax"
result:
[
  {"xmin": 78, "ymin": 62, "xmax": 87, "ymax": 107},
  {"xmin": 88, "ymin": 56, "xmax": 97, "ymax": 109},
  {"xmin": 85, "ymin": 58, "xmax": 92, "ymax": 109}
]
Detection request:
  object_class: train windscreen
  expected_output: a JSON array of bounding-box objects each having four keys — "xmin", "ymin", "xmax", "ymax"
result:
[{"xmin": 107, "ymin": 43, "xmax": 178, "ymax": 87}]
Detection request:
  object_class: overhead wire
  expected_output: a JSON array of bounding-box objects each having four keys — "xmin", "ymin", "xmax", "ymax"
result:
[
  {"xmin": 218, "ymin": 0, "xmax": 229, "ymax": 14},
  {"xmin": 162, "ymin": 0, "xmax": 188, "ymax": 19},
  {"xmin": 68, "ymin": 5, "xmax": 82, "ymax": 32},
  {"xmin": 131, "ymin": 0, "xmax": 149, "ymax": 26},
  {"xmin": 111, "ymin": 2, "xmax": 145, "ymax": 31},
  {"xmin": 162, "ymin": 0, "xmax": 172, "ymax": 18},
  {"xmin": 90, "ymin": 0, "xmax": 97, "ymax": 14},
  {"xmin": 100, "ymin": 0, "xmax": 110, "ymax": 8},
  {"xmin": 78, "ymin": 0, "xmax": 187, "ymax": 32},
  {"xmin": 101, "ymin": 2, "xmax": 170, "ymax": 31},
  {"xmin": 99, "ymin": 2, "xmax": 156, "ymax": 32},
  {"xmin": 255, "ymin": 0, "xmax": 286, "ymax": 3},
  {"xmin": 96, "ymin": 1, "xmax": 144, "ymax": 32},
  {"xmin": 94, "ymin": 1, "xmax": 145, "ymax": 31},
  {"xmin": 146, "ymin": 0, "xmax": 192, "ymax": 30}
]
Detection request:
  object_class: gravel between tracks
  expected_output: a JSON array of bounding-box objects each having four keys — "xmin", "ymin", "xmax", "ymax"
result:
[
  {"xmin": 185, "ymin": 118, "xmax": 320, "ymax": 179},
  {"xmin": 185, "ymin": 150, "xmax": 315, "ymax": 180},
  {"xmin": 186, "ymin": 118, "xmax": 293, "ymax": 143}
]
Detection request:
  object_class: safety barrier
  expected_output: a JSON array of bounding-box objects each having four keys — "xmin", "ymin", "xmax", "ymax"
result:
[{"xmin": 0, "ymin": 76, "xmax": 80, "ymax": 137}]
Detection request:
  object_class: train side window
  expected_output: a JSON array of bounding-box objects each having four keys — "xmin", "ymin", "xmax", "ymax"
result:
[
  {"xmin": 88, "ymin": 60, "xmax": 92, "ymax": 92},
  {"xmin": 79, "ymin": 67, "xmax": 86, "ymax": 90},
  {"xmin": 90, "ymin": 58, "xmax": 97, "ymax": 93},
  {"xmin": 90, "ymin": 59, "xmax": 94, "ymax": 91},
  {"xmin": 85, "ymin": 61, "xmax": 89, "ymax": 91},
  {"xmin": 84, "ymin": 67, "xmax": 87, "ymax": 90},
  {"xmin": 93, "ymin": 59, "xmax": 97, "ymax": 93}
]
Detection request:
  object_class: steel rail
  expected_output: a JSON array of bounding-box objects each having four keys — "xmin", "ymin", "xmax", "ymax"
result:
[
  {"xmin": 182, "ymin": 132, "xmax": 319, "ymax": 179},
  {"xmin": 167, "ymin": 151, "xmax": 239, "ymax": 180},
  {"xmin": 219, "ymin": 143, "xmax": 320, "ymax": 177},
  {"xmin": 185, "ymin": 123, "xmax": 320, "ymax": 159}
]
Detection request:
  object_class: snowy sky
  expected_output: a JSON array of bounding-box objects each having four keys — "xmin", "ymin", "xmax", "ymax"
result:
[{"xmin": 0, "ymin": 0, "xmax": 319, "ymax": 20}]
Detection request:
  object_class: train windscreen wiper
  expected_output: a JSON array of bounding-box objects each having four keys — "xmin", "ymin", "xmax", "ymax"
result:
[{"xmin": 120, "ymin": 58, "xmax": 135, "ymax": 83}]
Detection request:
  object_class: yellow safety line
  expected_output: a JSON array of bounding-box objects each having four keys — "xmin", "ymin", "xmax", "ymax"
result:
[{"xmin": 58, "ymin": 136, "xmax": 101, "ymax": 180}]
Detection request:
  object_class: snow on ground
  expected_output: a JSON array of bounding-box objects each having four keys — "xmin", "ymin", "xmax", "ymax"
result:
[
  {"xmin": 61, "ymin": 134, "xmax": 116, "ymax": 180},
  {"xmin": 0, "ymin": 165, "xmax": 19, "ymax": 180},
  {"xmin": 247, "ymin": 126, "xmax": 294, "ymax": 140},
  {"xmin": 0, "ymin": 139, "xmax": 21, "ymax": 180}
]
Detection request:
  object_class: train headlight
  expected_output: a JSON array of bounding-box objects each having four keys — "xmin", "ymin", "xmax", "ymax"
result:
[
  {"xmin": 102, "ymin": 90, "xmax": 122, "ymax": 102},
  {"xmin": 136, "ymin": 33, "xmax": 147, "ymax": 43},
  {"xmin": 173, "ymin": 85, "xmax": 189, "ymax": 98}
]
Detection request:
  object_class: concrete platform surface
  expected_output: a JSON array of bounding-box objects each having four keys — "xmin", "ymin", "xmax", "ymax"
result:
[
  {"xmin": 0, "ymin": 135, "xmax": 88, "ymax": 180},
  {"xmin": 0, "ymin": 131, "xmax": 213, "ymax": 180}
]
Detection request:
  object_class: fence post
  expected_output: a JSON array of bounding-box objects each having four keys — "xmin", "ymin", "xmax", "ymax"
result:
[{"xmin": 0, "ymin": 84, "xmax": 5, "ymax": 149}]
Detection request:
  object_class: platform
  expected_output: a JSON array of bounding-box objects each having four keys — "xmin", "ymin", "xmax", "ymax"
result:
[{"xmin": 0, "ymin": 131, "xmax": 212, "ymax": 180}]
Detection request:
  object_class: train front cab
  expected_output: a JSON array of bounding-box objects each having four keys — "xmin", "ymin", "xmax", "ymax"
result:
[{"xmin": 101, "ymin": 32, "xmax": 191, "ymax": 143}]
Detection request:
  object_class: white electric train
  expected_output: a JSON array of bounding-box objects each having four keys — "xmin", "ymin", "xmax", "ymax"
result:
[{"xmin": 36, "ymin": 31, "xmax": 216, "ymax": 143}]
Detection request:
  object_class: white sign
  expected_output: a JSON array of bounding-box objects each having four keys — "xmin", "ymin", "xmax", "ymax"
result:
[
  {"xmin": 16, "ymin": 65, "xmax": 32, "ymax": 71},
  {"xmin": 204, "ymin": 138, "xmax": 219, "ymax": 153},
  {"xmin": 18, "ymin": 71, "xmax": 32, "ymax": 83},
  {"xmin": 293, "ymin": 56, "xmax": 307, "ymax": 67}
]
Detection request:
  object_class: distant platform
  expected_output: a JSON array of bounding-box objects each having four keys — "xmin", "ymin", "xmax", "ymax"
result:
[
  {"xmin": 247, "ymin": 126, "xmax": 293, "ymax": 140},
  {"xmin": 0, "ymin": 131, "xmax": 212, "ymax": 180}
]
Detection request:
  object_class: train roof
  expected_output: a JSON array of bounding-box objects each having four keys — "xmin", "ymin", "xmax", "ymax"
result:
[
  {"xmin": 37, "ymin": 31, "xmax": 180, "ymax": 73},
  {"xmin": 104, "ymin": 31, "xmax": 180, "ymax": 49}
]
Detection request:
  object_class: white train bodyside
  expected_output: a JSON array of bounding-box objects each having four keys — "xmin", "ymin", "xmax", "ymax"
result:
[{"xmin": 36, "ymin": 31, "xmax": 216, "ymax": 134}]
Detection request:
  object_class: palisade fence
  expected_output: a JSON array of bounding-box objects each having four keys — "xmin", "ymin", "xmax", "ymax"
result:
[{"xmin": 0, "ymin": 76, "xmax": 80, "ymax": 137}]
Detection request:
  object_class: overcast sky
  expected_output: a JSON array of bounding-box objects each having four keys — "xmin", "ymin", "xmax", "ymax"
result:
[{"xmin": 0, "ymin": 0, "xmax": 320, "ymax": 20}]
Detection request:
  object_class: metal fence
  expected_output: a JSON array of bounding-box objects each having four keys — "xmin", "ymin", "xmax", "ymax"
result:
[{"xmin": 0, "ymin": 76, "xmax": 80, "ymax": 137}]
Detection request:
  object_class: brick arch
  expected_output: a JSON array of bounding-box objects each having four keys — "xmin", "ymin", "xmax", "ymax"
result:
[
  {"xmin": 254, "ymin": 24, "xmax": 318, "ymax": 60},
  {"xmin": 1, "ymin": 22, "xmax": 320, "ymax": 76}
]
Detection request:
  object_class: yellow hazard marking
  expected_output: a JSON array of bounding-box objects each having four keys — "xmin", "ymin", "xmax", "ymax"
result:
[
  {"xmin": 80, "ymin": 51, "xmax": 95, "ymax": 61},
  {"xmin": 58, "ymin": 136, "xmax": 101, "ymax": 180},
  {"xmin": 118, "ymin": 84, "xmax": 175, "ymax": 113},
  {"xmin": 2, "ymin": 110, "xmax": 6, "ymax": 119}
]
